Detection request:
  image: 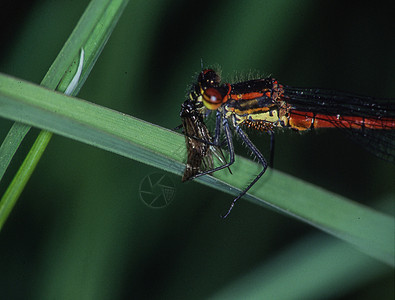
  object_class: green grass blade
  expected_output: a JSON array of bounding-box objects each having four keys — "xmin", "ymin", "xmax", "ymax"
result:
[
  {"xmin": 0, "ymin": 130, "xmax": 51, "ymax": 230},
  {"xmin": 0, "ymin": 73, "xmax": 182, "ymax": 174},
  {"xmin": 0, "ymin": 123, "xmax": 30, "ymax": 182},
  {"xmin": 0, "ymin": 73, "xmax": 393, "ymax": 265},
  {"xmin": 44, "ymin": 0, "xmax": 130, "ymax": 92},
  {"xmin": 0, "ymin": 0, "xmax": 129, "ymax": 230}
]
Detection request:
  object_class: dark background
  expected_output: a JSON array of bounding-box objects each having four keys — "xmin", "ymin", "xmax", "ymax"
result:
[{"xmin": 0, "ymin": 0, "xmax": 394, "ymax": 299}]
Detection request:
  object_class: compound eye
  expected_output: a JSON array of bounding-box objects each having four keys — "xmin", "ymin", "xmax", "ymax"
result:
[{"xmin": 202, "ymin": 87, "xmax": 223, "ymax": 110}]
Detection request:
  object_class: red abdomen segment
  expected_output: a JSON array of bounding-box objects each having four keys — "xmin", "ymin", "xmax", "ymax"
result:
[{"xmin": 289, "ymin": 110, "xmax": 395, "ymax": 131}]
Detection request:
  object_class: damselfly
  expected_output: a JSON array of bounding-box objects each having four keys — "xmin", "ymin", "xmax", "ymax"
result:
[{"xmin": 181, "ymin": 69, "xmax": 395, "ymax": 217}]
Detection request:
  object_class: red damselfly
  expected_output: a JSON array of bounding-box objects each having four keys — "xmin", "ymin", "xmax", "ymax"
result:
[{"xmin": 181, "ymin": 69, "xmax": 395, "ymax": 217}]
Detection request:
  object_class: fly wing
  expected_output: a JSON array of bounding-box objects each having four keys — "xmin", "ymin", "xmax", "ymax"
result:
[
  {"xmin": 181, "ymin": 114, "xmax": 212, "ymax": 182},
  {"xmin": 181, "ymin": 111, "xmax": 231, "ymax": 181}
]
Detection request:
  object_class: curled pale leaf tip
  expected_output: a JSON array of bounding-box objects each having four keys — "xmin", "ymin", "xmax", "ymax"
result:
[{"xmin": 64, "ymin": 48, "xmax": 85, "ymax": 95}]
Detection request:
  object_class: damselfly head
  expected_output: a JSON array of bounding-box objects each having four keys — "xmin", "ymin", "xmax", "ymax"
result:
[
  {"xmin": 190, "ymin": 69, "xmax": 232, "ymax": 110},
  {"xmin": 198, "ymin": 69, "xmax": 221, "ymax": 88}
]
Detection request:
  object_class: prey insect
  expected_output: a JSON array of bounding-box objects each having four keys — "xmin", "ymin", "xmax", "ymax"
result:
[{"xmin": 180, "ymin": 99, "xmax": 230, "ymax": 182}]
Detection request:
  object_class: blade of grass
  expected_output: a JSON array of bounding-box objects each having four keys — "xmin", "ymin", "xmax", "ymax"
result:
[
  {"xmin": 0, "ymin": 48, "xmax": 84, "ymax": 231},
  {"xmin": 0, "ymin": 0, "xmax": 128, "ymax": 179},
  {"xmin": 0, "ymin": 123, "xmax": 30, "ymax": 182},
  {"xmin": 0, "ymin": 73, "xmax": 393, "ymax": 265},
  {"xmin": 0, "ymin": 129, "xmax": 52, "ymax": 229},
  {"xmin": 0, "ymin": 0, "xmax": 129, "ymax": 230}
]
